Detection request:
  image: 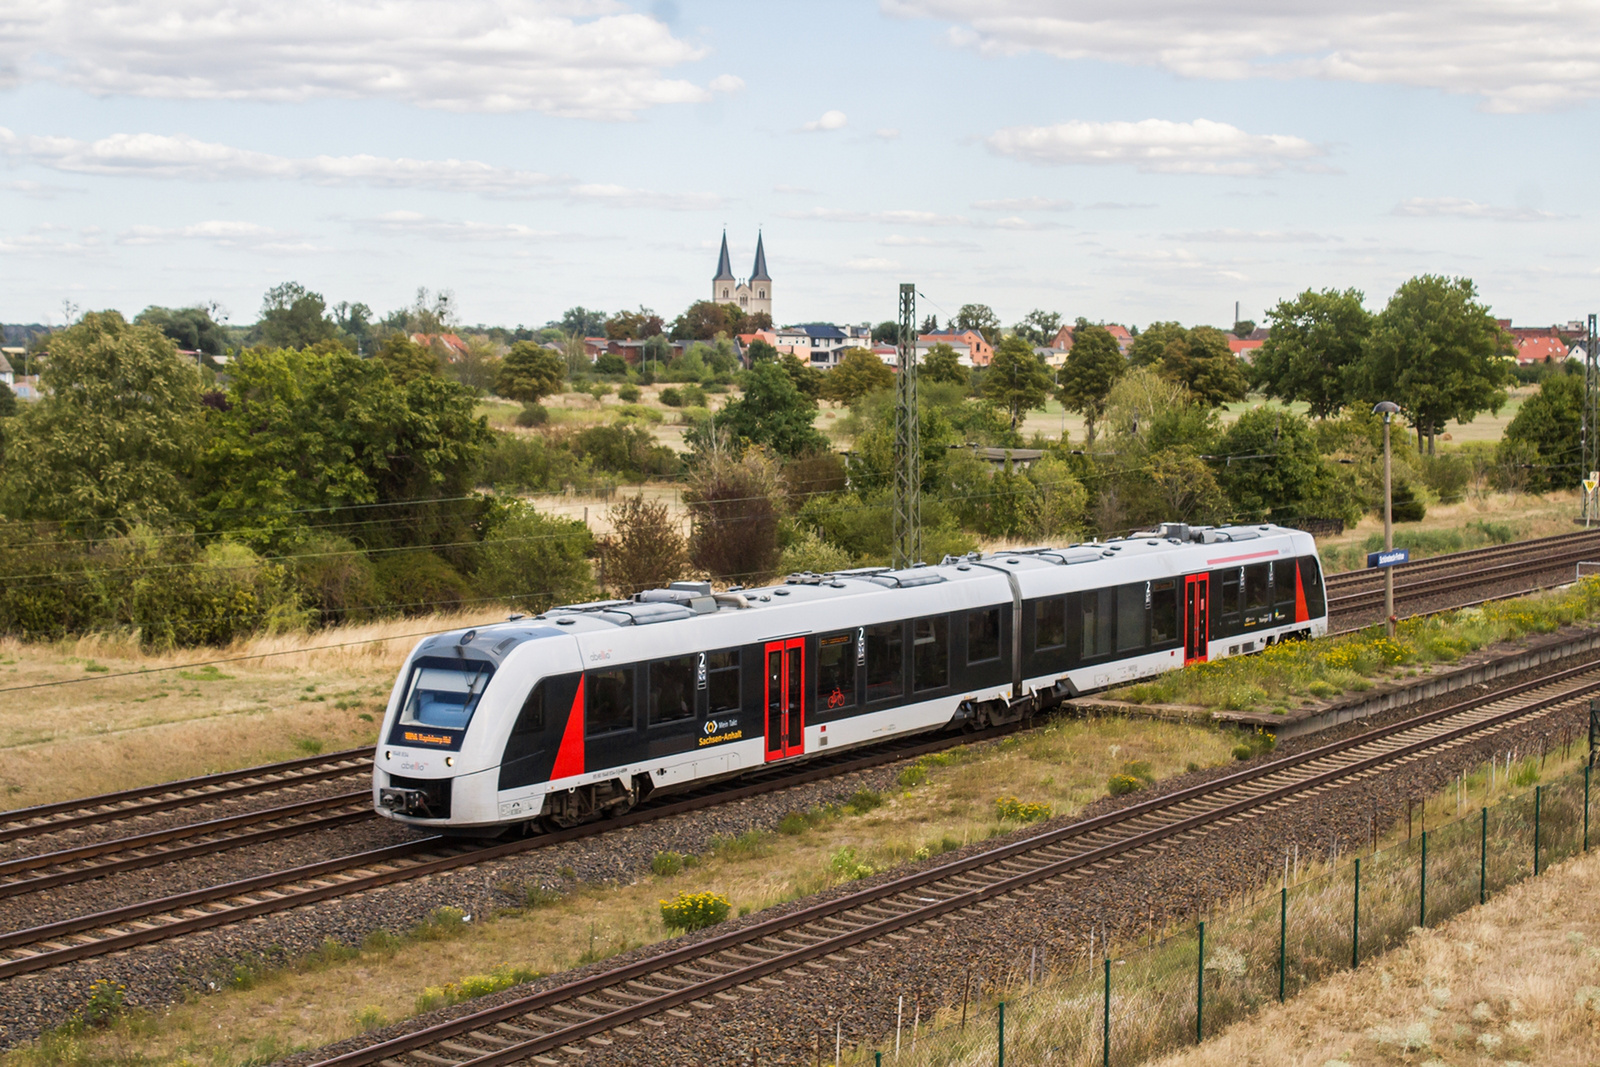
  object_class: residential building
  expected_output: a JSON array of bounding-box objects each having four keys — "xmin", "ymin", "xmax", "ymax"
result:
[
  {"xmin": 712, "ymin": 231, "xmax": 772, "ymax": 320},
  {"xmin": 0, "ymin": 352, "xmax": 14, "ymax": 387},
  {"xmin": 410, "ymin": 332, "xmax": 470, "ymax": 361},
  {"xmin": 1227, "ymin": 336, "xmax": 1267, "ymax": 361},
  {"xmin": 917, "ymin": 329, "xmax": 994, "ymax": 366},
  {"xmin": 776, "ymin": 323, "xmax": 864, "ymax": 368},
  {"xmin": 1515, "ymin": 335, "xmax": 1571, "ymax": 364}
]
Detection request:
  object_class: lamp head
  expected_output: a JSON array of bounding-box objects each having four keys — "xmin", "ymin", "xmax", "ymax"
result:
[{"xmin": 1372, "ymin": 400, "xmax": 1400, "ymax": 422}]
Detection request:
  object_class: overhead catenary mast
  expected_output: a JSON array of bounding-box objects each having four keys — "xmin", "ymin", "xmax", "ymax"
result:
[{"xmin": 892, "ymin": 283, "xmax": 921, "ymax": 568}]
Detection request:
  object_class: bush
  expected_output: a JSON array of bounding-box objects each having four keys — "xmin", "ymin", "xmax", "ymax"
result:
[
  {"xmin": 475, "ymin": 504, "xmax": 595, "ymax": 612},
  {"xmin": 79, "ymin": 978, "xmax": 127, "ymax": 1027},
  {"xmin": 659, "ymin": 386, "xmax": 684, "ymax": 407},
  {"xmin": 659, "ymin": 891, "xmax": 731, "ymax": 932},
  {"xmin": 651, "ymin": 850, "xmax": 685, "ymax": 876},
  {"xmin": 571, "ymin": 423, "xmax": 681, "ymax": 479},
  {"xmin": 598, "ymin": 494, "xmax": 688, "ymax": 597},
  {"xmin": 594, "ymin": 353, "xmax": 628, "ymax": 376},
  {"xmin": 478, "ymin": 431, "xmax": 608, "ymax": 494},
  {"xmin": 1390, "ymin": 482, "xmax": 1426, "ymax": 523},
  {"xmin": 416, "ymin": 964, "xmax": 543, "ymax": 1012},
  {"xmin": 515, "ymin": 403, "xmax": 549, "ymax": 427},
  {"xmin": 292, "ymin": 533, "xmax": 383, "ymax": 624},
  {"xmin": 617, "ymin": 383, "xmax": 641, "ymax": 402},
  {"xmin": 1107, "ymin": 774, "xmax": 1143, "ymax": 797},
  {"xmin": 373, "ymin": 551, "xmax": 476, "ymax": 616},
  {"xmin": 994, "ymin": 796, "xmax": 1052, "ymax": 821},
  {"xmin": 777, "ymin": 529, "xmax": 854, "ymax": 575},
  {"xmin": 828, "ymin": 846, "xmax": 877, "ymax": 880},
  {"xmin": 685, "ymin": 448, "xmax": 783, "ymax": 585},
  {"xmin": 844, "ymin": 788, "xmax": 884, "ymax": 814},
  {"xmin": 1421, "ymin": 453, "xmax": 1470, "ymax": 504}
]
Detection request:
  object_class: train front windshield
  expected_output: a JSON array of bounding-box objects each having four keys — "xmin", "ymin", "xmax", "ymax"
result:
[{"xmin": 397, "ymin": 656, "xmax": 496, "ymax": 731}]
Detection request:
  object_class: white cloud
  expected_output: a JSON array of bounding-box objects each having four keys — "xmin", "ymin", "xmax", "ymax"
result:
[
  {"xmin": 708, "ymin": 74, "xmax": 746, "ymax": 94},
  {"xmin": 353, "ymin": 211, "xmax": 576, "ymax": 242},
  {"xmin": 802, "ymin": 109, "xmax": 849, "ymax": 132},
  {"xmin": 780, "ymin": 207, "xmax": 971, "ymax": 226},
  {"xmin": 986, "ymin": 119, "xmax": 1323, "ymax": 176},
  {"xmin": 1086, "ymin": 201, "xmax": 1156, "ymax": 210},
  {"xmin": 0, "ymin": 127, "xmax": 724, "ymax": 208},
  {"xmin": 972, "ymin": 196, "xmax": 1072, "ymax": 211},
  {"xmin": 886, "ymin": 0, "xmax": 1600, "ymax": 113},
  {"xmin": 115, "ymin": 219, "xmax": 322, "ymax": 253},
  {"xmin": 881, "ymin": 234, "xmax": 980, "ymax": 249},
  {"xmin": 10, "ymin": 0, "xmax": 716, "ymax": 120},
  {"xmin": 843, "ymin": 256, "xmax": 901, "ymax": 272},
  {"xmin": 1392, "ymin": 197, "xmax": 1564, "ymax": 221},
  {"xmin": 773, "ymin": 183, "xmax": 817, "ymax": 195},
  {"xmin": 874, "ymin": 128, "xmax": 901, "ymax": 140},
  {"xmin": 0, "ymin": 179, "xmax": 83, "ymax": 199},
  {"xmin": 1172, "ymin": 228, "xmax": 1334, "ymax": 243}
]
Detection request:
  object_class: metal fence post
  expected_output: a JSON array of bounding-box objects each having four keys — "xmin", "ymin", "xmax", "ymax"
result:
[
  {"xmin": 1586, "ymin": 765, "xmax": 1591, "ymax": 853},
  {"xmin": 1351, "ymin": 857, "xmax": 1361, "ymax": 969},
  {"xmin": 997, "ymin": 1001, "xmax": 1005, "ymax": 1067},
  {"xmin": 1196, "ymin": 920, "xmax": 1206, "ymax": 1044},
  {"xmin": 1419, "ymin": 829, "xmax": 1428, "ymax": 928},
  {"xmin": 1103, "ymin": 956, "xmax": 1111, "ymax": 1067},
  {"xmin": 1480, "ymin": 806, "xmax": 1488, "ymax": 905},
  {"xmin": 1534, "ymin": 785, "xmax": 1543, "ymax": 876},
  {"xmin": 1277, "ymin": 886, "xmax": 1287, "ymax": 1003}
]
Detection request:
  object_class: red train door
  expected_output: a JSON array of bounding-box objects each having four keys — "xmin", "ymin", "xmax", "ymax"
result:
[
  {"xmin": 1185, "ymin": 574, "xmax": 1209, "ymax": 664},
  {"xmin": 763, "ymin": 638, "xmax": 806, "ymax": 762}
]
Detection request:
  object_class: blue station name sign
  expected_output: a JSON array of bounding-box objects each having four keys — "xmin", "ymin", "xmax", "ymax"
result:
[{"xmin": 1366, "ymin": 548, "xmax": 1410, "ymax": 568}]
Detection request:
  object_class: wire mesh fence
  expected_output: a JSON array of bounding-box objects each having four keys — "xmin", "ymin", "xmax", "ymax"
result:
[{"xmin": 837, "ymin": 762, "xmax": 1593, "ymax": 1067}]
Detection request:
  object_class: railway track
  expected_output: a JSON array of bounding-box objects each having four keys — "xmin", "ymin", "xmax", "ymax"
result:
[
  {"xmin": 1326, "ymin": 528, "xmax": 1600, "ymax": 628},
  {"xmin": 0, "ymin": 747, "xmax": 375, "ymax": 847},
  {"xmin": 0, "ymin": 723, "xmax": 1021, "ymax": 982},
  {"xmin": 308, "ymin": 656, "xmax": 1600, "ymax": 1067}
]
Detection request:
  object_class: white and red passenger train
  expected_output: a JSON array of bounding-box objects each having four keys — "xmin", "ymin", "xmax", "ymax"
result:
[{"xmin": 373, "ymin": 523, "xmax": 1328, "ymax": 834}]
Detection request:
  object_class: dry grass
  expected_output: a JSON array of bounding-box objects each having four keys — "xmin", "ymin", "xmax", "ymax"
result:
[
  {"xmin": 0, "ymin": 714, "xmax": 1235, "ymax": 1066},
  {"xmin": 1149, "ymin": 845, "xmax": 1600, "ymax": 1066},
  {"xmin": 0, "ymin": 611, "xmax": 507, "ymax": 810}
]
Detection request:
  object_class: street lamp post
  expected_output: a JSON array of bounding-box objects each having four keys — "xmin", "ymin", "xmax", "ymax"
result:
[{"xmin": 1374, "ymin": 401, "xmax": 1401, "ymax": 638}]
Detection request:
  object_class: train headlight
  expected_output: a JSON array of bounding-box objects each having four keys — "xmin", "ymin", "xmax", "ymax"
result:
[
  {"xmin": 384, "ymin": 750, "xmax": 392, "ymax": 760},
  {"xmin": 445, "ymin": 756, "xmax": 455, "ymax": 767}
]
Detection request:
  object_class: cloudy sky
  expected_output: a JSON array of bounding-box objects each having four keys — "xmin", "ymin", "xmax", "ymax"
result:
[{"xmin": 3, "ymin": 0, "xmax": 1597, "ymax": 331}]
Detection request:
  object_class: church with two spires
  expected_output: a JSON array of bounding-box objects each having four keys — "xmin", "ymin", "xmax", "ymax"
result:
[{"xmin": 712, "ymin": 231, "xmax": 771, "ymax": 319}]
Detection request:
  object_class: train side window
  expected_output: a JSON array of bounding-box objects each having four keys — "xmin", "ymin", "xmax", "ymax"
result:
[
  {"xmin": 1218, "ymin": 568, "xmax": 1242, "ymax": 617},
  {"xmin": 1299, "ymin": 556, "xmax": 1326, "ymax": 618},
  {"xmin": 1036, "ymin": 598, "xmax": 1066, "ymax": 649},
  {"xmin": 1082, "ymin": 588, "xmax": 1113, "ymax": 659},
  {"xmin": 707, "ymin": 650, "xmax": 740, "ymax": 714},
  {"xmin": 1115, "ymin": 582, "xmax": 1146, "ymax": 653},
  {"xmin": 968, "ymin": 608, "xmax": 1002, "ymax": 663},
  {"xmin": 1244, "ymin": 563, "xmax": 1271, "ymax": 614},
  {"xmin": 865, "ymin": 622, "xmax": 904, "ymax": 702},
  {"xmin": 913, "ymin": 616, "xmax": 949, "ymax": 691},
  {"xmin": 1150, "ymin": 579, "xmax": 1178, "ymax": 644},
  {"xmin": 817, "ymin": 633, "xmax": 857, "ymax": 712},
  {"xmin": 586, "ymin": 667, "xmax": 634, "ymax": 735},
  {"xmin": 648, "ymin": 656, "xmax": 696, "ymax": 725},
  {"xmin": 1272, "ymin": 558, "xmax": 1297, "ymax": 620}
]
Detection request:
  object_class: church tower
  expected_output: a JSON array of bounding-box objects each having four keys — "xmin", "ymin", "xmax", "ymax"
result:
[{"xmin": 711, "ymin": 230, "xmax": 772, "ymax": 320}]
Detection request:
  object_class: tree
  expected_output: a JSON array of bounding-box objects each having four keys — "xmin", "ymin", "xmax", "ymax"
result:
[
  {"xmin": 450, "ymin": 334, "xmax": 503, "ymax": 395},
  {"xmin": 332, "ymin": 301, "xmax": 374, "ymax": 354},
  {"xmin": 1251, "ymin": 289, "xmax": 1371, "ymax": 418},
  {"xmin": 745, "ymin": 339, "xmax": 779, "ymax": 365},
  {"xmin": 476, "ymin": 505, "xmax": 595, "ymax": 612},
  {"xmin": 1160, "ymin": 327, "xmax": 1248, "ymax": 408},
  {"xmin": 1057, "ymin": 324, "xmax": 1124, "ymax": 443},
  {"xmin": 684, "ymin": 447, "xmax": 783, "ymax": 584},
  {"xmin": 1128, "ymin": 321, "xmax": 1186, "ymax": 368},
  {"xmin": 496, "ymin": 341, "xmax": 567, "ymax": 404},
  {"xmin": 258, "ymin": 282, "xmax": 338, "ymax": 350},
  {"xmin": 746, "ymin": 310, "xmax": 773, "ymax": 331},
  {"xmin": 669, "ymin": 301, "xmax": 730, "ymax": 341},
  {"xmin": 0, "ymin": 312, "xmax": 201, "ymax": 531},
  {"xmin": 374, "ymin": 333, "xmax": 442, "ymax": 384},
  {"xmin": 1498, "ymin": 372, "xmax": 1582, "ymax": 490},
  {"xmin": 1014, "ymin": 309, "xmax": 1063, "ymax": 346},
  {"xmin": 920, "ymin": 314, "xmax": 939, "ymax": 333},
  {"xmin": 872, "ymin": 321, "xmax": 900, "ymax": 346},
  {"xmin": 555, "ymin": 307, "xmax": 607, "ymax": 336},
  {"xmin": 201, "ymin": 345, "xmax": 489, "ymax": 549},
  {"xmin": 821, "ymin": 349, "xmax": 894, "ymax": 404},
  {"xmin": 693, "ymin": 360, "xmax": 826, "ymax": 458},
  {"xmin": 0, "ymin": 384, "xmax": 16, "ymax": 418},
  {"xmin": 604, "ymin": 306, "xmax": 663, "ymax": 340},
  {"xmin": 779, "ymin": 354, "xmax": 824, "ymax": 402},
  {"xmin": 1215, "ymin": 407, "xmax": 1329, "ymax": 521},
  {"xmin": 1231, "ymin": 320, "xmax": 1256, "ymax": 338},
  {"xmin": 1145, "ymin": 448, "xmax": 1229, "ymax": 524},
  {"xmin": 598, "ymin": 494, "xmax": 689, "ymax": 596},
  {"xmin": 1354, "ymin": 275, "xmax": 1511, "ymax": 454},
  {"xmin": 981, "ymin": 335, "xmax": 1054, "ymax": 430},
  {"xmin": 921, "ymin": 343, "xmax": 968, "ymax": 386},
  {"xmin": 135, "ymin": 305, "xmax": 228, "ymax": 356},
  {"xmin": 953, "ymin": 304, "xmax": 1002, "ymax": 345}
]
